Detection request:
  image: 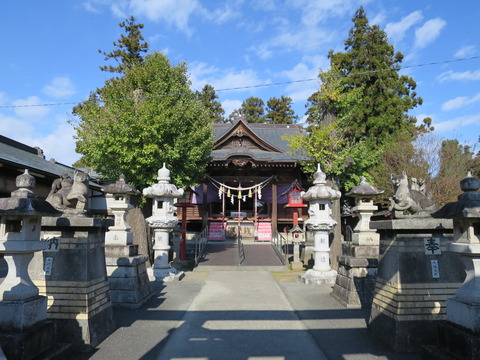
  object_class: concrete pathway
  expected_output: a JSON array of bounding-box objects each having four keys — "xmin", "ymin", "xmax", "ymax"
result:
[
  {"xmin": 155, "ymin": 270, "xmax": 327, "ymax": 360},
  {"xmin": 72, "ymin": 266, "xmax": 423, "ymax": 360}
]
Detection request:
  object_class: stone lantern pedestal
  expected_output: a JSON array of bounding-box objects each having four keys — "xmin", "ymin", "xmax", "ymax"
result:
[
  {"xmin": 143, "ymin": 164, "xmax": 185, "ymax": 282},
  {"xmin": 425, "ymin": 173, "xmax": 480, "ymax": 359},
  {"xmin": 289, "ymin": 225, "xmax": 305, "ymax": 271},
  {"xmin": 332, "ymin": 177, "xmax": 383, "ymax": 308},
  {"xmin": 300, "ymin": 165, "xmax": 340, "ymax": 285},
  {"xmin": 0, "ymin": 170, "xmax": 61, "ymax": 360},
  {"xmin": 102, "ymin": 175, "xmax": 152, "ymax": 309}
]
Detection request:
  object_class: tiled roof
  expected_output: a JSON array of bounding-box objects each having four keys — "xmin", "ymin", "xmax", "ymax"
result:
[
  {"xmin": 0, "ymin": 135, "xmax": 74, "ymax": 177},
  {"xmin": 212, "ymin": 120, "xmax": 308, "ymax": 162},
  {"xmin": 0, "ymin": 135, "xmax": 102, "ymax": 189}
]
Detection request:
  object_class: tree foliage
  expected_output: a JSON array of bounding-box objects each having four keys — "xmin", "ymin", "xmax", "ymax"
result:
[
  {"xmin": 196, "ymin": 84, "xmax": 225, "ymax": 123},
  {"xmin": 98, "ymin": 16, "xmax": 149, "ymax": 74},
  {"xmin": 430, "ymin": 139, "xmax": 477, "ymax": 205},
  {"xmin": 288, "ymin": 7, "xmax": 432, "ymax": 193},
  {"xmin": 265, "ymin": 96, "xmax": 299, "ymax": 124},
  {"xmin": 322, "ymin": 7, "xmax": 431, "ymax": 145},
  {"xmin": 228, "ymin": 97, "xmax": 265, "ymax": 123},
  {"xmin": 73, "ymin": 52, "xmax": 213, "ymax": 190}
]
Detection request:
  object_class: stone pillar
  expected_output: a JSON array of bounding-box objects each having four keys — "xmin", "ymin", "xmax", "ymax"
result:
[
  {"xmin": 30, "ymin": 216, "xmax": 116, "ymax": 352},
  {"xmin": 143, "ymin": 164, "xmax": 185, "ymax": 282},
  {"xmin": 367, "ymin": 218, "xmax": 463, "ymax": 352},
  {"xmin": 425, "ymin": 173, "xmax": 480, "ymax": 359},
  {"xmin": 102, "ymin": 175, "xmax": 152, "ymax": 309},
  {"xmin": 331, "ymin": 177, "xmax": 383, "ymax": 308},
  {"xmin": 0, "ymin": 170, "xmax": 60, "ymax": 360},
  {"xmin": 300, "ymin": 164, "xmax": 340, "ymax": 285}
]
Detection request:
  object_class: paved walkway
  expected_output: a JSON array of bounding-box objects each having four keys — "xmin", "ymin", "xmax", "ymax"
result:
[{"xmin": 72, "ymin": 264, "xmax": 422, "ymax": 359}]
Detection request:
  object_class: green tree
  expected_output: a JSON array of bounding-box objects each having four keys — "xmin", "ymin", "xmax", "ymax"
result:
[
  {"xmin": 289, "ymin": 7, "xmax": 432, "ymax": 193},
  {"xmin": 430, "ymin": 139, "xmax": 476, "ymax": 205},
  {"xmin": 196, "ymin": 84, "xmax": 225, "ymax": 123},
  {"xmin": 229, "ymin": 97, "xmax": 265, "ymax": 123},
  {"xmin": 322, "ymin": 7, "xmax": 431, "ymax": 145},
  {"xmin": 72, "ymin": 52, "xmax": 214, "ymax": 190},
  {"xmin": 99, "ymin": 16, "xmax": 149, "ymax": 74},
  {"xmin": 265, "ymin": 96, "xmax": 299, "ymax": 124}
]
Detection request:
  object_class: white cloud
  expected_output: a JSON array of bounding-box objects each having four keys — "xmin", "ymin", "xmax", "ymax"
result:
[
  {"xmin": 253, "ymin": 26, "xmax": 333, "ymax": 60},
  {"xmin": 455, "ymin": 45, "xmax": 477, "ymax": 58},
  {"xmin": 0, "ymin": 114, "xmax": 36, "ymax": 140},
  {"xmin": 281, "ymin": 56, "xmax": 327, "ymax": 102},
  {"xmin": 202, "ymin": 2, "xmax": 242, "ymax": 25},
  {"xmin": 438, "ymin": 69, "xmax": 480, "ymax": 82},
  {"xmin": 441, "ymin": 93, "xmax": 480, "ymax": 111},
  {"xmin": 292, "ymin": 0, "xmax": 358, "ymax": 26},
  {"xmin": 434, "ymin": 113, "xmax": 480, "ymax": 133},
  {"xmin": 130, "ymin": 0, "xmax": 201, "ymax": 35},
  {"xmin": 385, "ymin": 10, "xmax": 423, "ymax": 42},
  {"xmin": 42, "ymin": 77, "xmax": 76, "ymax": 98},
  {"xmin": 110, "ymin": 1, "xmax": 129, "ymax": 18},
  {"xmin": 370, "ymin": 11, "xmax": 386, "ymax": 26},
  {"xmin": 222, "ymin": 99, "xmax": 243, "ymax": 117},
  {"xmin": 12, "ymin": 96, "xmax": 50, "ymax": 119},
  {"xmin": 414, "ymin": 18, "xmax": 446, "ymax": 49},
  {"xmin": 252, "ymin": 0, "xmax": 276, "ymax": 12},
  {"xmin": 0, "ymin": 92, "xmax": 8, "ymax": 106},
  {"xmin": 26, "ymin": 119, "xmax": 79, "ymax": 166},
  {"xmin": 189, "ymin": 62, "xmax": 264, "ymax": 94}
]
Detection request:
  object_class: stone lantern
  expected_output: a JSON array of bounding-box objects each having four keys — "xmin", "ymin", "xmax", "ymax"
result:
[
  {"xmin": 331, "ymin": 177, "xmax": 383, "ymax": 308},
  {"xmin": 102, "ymin": 174, "xmax": 139, "ymax": 250},
  {"xmin": 430, "ymin": 172, "xmax": 480, "ymax": 358},
  {"xmin": 0, "ymin": 170, "xmax": 60, "ymax": 358},
  {"xmin": 346, "ymin": 176, "xmax": 383, "ymax": 250},
  {"xmin": 102, "ymin": 175, "xmax": 152, "ymax": 308},
  {"xmin": 300, "ymin": 164, "xmax": 341, "ymax": 285},
  {"xmin": 143, "ymin": 164, "xmax": 185, "ymax": 281}
]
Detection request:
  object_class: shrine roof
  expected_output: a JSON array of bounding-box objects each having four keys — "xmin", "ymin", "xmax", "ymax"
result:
[
  {"xmin": 0, "ymin": 134, "xmax": 74, "ymax": 177},
  {"xmin": 212, "ymin": 119, "xmax": 308, "ymax": 162},
  {"xmin": 0, "ymin": 134, "xmax": 102, "ymax": 188}
]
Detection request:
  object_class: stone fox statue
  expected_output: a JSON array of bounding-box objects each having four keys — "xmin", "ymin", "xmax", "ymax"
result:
[
  {"xmin": 47, "ymin": 170, "xmax": 90, "ymax": 212},
  {"xmin": 389, "ymin": 172, "xmax": 437, "ymax": 218}
]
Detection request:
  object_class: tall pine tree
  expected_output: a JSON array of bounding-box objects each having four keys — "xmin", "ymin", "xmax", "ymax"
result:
[
  {"xmin": 196, "ymin": 84, "xmax": 225, "ymax": 123},
  {"xmin": 98, "ymin": 16, "xmax": 149, "ymax": 74},
  {"xmin": 318, "ymin": 7, "xmax": 431, "ymax": 146},
  {"xmin": 289, "ymin": 7, "xmax": 432, "ymax": 192},
  {"xmin": 265, "ymin": 96, "xmax": 299, "ymax": 124}
]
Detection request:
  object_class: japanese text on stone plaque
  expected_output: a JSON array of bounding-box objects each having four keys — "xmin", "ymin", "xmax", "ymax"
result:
[
  {"xmin": 431, "ymin": 260, "xmax": 440, "ymax": 279},
  {"xmin": 424, "ymin": 238, "xmax": 441, "ymax": 255}
]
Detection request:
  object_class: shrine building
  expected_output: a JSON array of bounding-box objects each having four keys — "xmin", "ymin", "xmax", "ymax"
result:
[{"xmin": 184, "ymin": 116, "xmax": 311, "ymax": 242}]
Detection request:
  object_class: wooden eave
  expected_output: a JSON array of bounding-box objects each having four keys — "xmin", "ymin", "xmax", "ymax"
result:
[{"xmin": 214, "ymin": 118, "xmax": 283, "ymax": 153}]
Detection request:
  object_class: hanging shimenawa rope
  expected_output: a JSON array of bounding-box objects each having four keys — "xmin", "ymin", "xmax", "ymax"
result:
[{"xmin": 207, "ymin": 175, "xmax": 274, "ymax": 201}]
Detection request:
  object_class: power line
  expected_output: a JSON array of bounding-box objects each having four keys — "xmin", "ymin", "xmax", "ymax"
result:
[{"xmin": 1, "ymin": 55, "xmax": 479, "ymax": 109}]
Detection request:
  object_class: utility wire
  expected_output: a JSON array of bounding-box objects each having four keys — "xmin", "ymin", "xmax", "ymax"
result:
[{"xmin": 1, "ymin": 56, "xmax": 479, "ymax": 109}]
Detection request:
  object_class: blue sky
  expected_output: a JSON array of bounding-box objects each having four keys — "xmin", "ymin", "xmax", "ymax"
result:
[{"xmin": 0, "ymin": 0, "xmax": 479, "ymax": 166}]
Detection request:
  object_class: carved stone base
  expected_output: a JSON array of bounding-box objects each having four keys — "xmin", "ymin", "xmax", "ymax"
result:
[
  {"xmin": 0, "ymin": 295, "xmax": 47, "ymax": 331},
  {"xmin": 428, "ymin": 321, "xmax": 480, "ymax": 360},
  {"xmin": 0, "ymin": 320, "xmax": 57, "ymax": 360},
  {"xmin": 447, "ymin": 297, "xmax": 480, "ymax": 333},
  {"xmin": 106, "ymin": 255, "xmax": 153, "ymax": 309},
  {"xmin": 300, "ymin": 269, "xmax": 337, "ymax": 285},
  {"xmin": 331, "ymin": 256, "xmax": 378, "ymax": 309}
]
